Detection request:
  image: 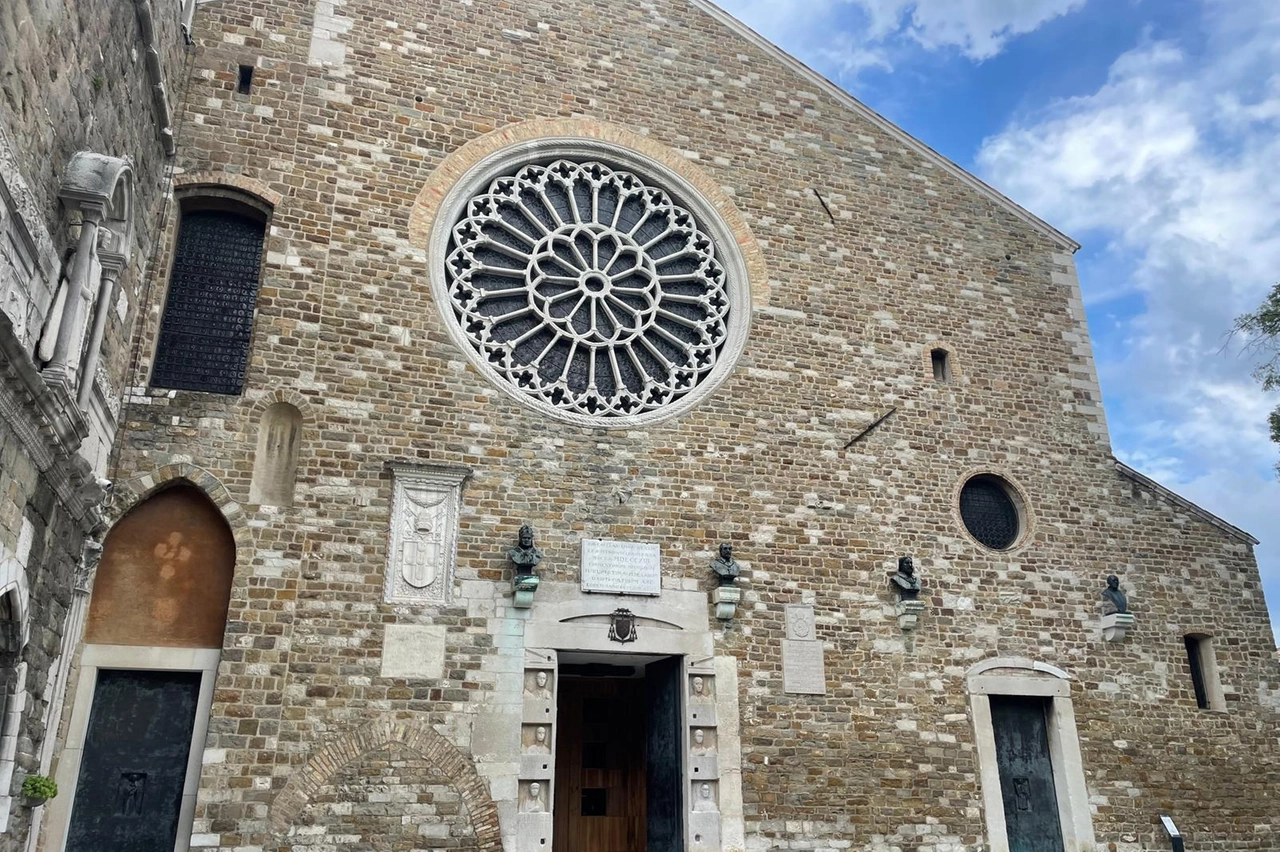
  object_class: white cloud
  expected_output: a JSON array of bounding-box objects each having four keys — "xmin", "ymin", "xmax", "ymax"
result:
[
  {"xmin": 977, "ymin": 0, "xmax": 1280, "ymax": 631},
  {"xmin": 714, "ymin": 0, "xmax": 1087, "ymax": 75},
  {"xmin": 862, "ymin": 0, "xmax": 1087, "ymax": 59}
]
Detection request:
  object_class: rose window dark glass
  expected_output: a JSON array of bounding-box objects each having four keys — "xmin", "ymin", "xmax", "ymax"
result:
[
  {"xmin": 151, "ymin": 209, "xmax": 266, "ymax": 394},
  {"xmin": 444, "ymin": 159, "xmax": 730, "ymax": 419},
  {"xmin": 959, "ymin": 475, "xmax": 1021, "ymax": 550}
]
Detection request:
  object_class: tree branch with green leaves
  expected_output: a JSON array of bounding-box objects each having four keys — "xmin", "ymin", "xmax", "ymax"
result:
[{"xmin": 1234, "ymin": 282, "xmax": 1280, "ymax": 472}]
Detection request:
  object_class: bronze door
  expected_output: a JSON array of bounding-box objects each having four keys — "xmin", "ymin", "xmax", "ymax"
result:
[
  {"xmin": 66, "ymin": 669, "xmax": 202, "ymax": 852},
  {"xmin": 990, "ymin": 695, "xmax": 1066, "ymax": 852}
]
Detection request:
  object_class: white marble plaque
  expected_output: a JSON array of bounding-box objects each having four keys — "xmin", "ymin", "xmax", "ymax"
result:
[
  {"xmin": 381, "ymin": 624, "xmax": 446, "ymax": 680},
  {"xmin": 580, "ymin": 539, "xmax": 661, "ymax": 596},
  {"xmin": 782, "ymin": 639, "xmax": 826, "ymax": 695}
]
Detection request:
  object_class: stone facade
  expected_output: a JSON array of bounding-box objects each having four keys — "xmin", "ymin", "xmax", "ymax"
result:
[
  {"xmin": 0, "ymin": 1, "xmax": 184, "ymax": 848},
  {"xmin": 6, "ymin": 1, "xmax": 1279, "ymax": 851}
]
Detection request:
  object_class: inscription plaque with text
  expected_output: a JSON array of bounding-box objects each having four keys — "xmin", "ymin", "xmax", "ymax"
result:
[
  {"xmin": 782, "ymin": 639, "xmax": 826, "ymax": 695},
  {"xmin": 580, "ymin": 539, "xmax": 661, "ymax": 596}
]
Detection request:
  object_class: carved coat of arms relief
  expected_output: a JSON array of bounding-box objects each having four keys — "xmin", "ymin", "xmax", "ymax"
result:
[{"xmin": 385, "ymin": 463, "xmax": 470, "ymax": 605}]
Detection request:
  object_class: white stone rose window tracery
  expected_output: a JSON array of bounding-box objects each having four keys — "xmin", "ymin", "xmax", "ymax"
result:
[{"xmin": 444, "ymin": 160, "xmax": 731, "ymax": 419}]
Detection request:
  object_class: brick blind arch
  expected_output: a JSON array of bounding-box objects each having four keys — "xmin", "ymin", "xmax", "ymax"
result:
[
  {"xmin": 86, "ymin": 483, "xmax": 235, "ymax": 649},
  {"xmin": 270, "ymin": 718, "xmax": 502, "ymax": 851}
]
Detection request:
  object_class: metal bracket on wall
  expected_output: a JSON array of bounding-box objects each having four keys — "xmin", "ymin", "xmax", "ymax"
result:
[{"xmin": 843, "ymin": 407, "xmax": 896, "ymax": 450}]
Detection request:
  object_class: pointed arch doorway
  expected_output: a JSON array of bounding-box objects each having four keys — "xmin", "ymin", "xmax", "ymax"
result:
[{"xmin": 46, "ymin": 483, "xmax": 235, "ymax": 852}]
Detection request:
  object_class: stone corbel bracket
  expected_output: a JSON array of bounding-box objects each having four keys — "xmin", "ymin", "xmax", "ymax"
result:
[
  {"xmin": 1100, "ymin": 611, "xmax": 1135, "ymax": 642},
  {"xmin": 711, "ymin": 585, "xmax": 740, "ymax": 621},
  {"xmin": 895, "ymin": 599, "xmax": 925, "ymax": 631},
  {"xmin": 134, "ymin": 0, "xmax": 177, "ymax": 155},
  {"xmin": 512, "ymin": 573, "xmax": 539, "ymax": 609}
]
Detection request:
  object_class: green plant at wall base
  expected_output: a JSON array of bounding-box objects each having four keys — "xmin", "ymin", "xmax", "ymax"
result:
[
  {"xmin": 91, "ymin": 74, "xmax": 105, "ymax": 91},
  {"xmin": 21, "ymin": 774, "xmax": 58, "ymax": 801}
]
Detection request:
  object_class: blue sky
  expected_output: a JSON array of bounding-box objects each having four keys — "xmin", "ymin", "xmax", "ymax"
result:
[{"xmin": 715, "ymin": 0, "xmax": 1280, "ymax": 639}]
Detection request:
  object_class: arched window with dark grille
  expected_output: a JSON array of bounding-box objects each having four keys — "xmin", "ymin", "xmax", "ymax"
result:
[{"xmin": 151, "ymin": 201, "xmax": 267, "ymax": 394}]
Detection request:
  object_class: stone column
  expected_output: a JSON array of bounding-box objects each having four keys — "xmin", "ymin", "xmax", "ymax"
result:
[
  {"xmin": 42, "ymin": 205, "xmax": 104, "ymax": 396},
  {"xmin": 76, "ymin": 234, "xmax": 125, "ymax": 410}
]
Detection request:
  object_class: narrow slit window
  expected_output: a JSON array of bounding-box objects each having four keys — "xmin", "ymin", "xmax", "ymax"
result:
[
  {"xmin": 237, "ymin": 65, "xmax": 254, "ymax": 95},
  {"xmin": 931, "ymin": 348, "xmax": 951, "ymax": 382},
  {"xmin": 1183, "ymin": 634, "xmax": 1225, "ymax": 711}
]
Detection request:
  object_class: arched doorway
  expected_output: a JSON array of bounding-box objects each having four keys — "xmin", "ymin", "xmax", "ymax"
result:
[{"xmin": 49, "ymin": 484, "xmax": 235, "ymax": 852}]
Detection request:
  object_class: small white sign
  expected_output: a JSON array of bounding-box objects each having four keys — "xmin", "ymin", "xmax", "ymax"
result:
[{"xmin": 580, "ymin": 539, "xmax": 662, "ymax": 596}]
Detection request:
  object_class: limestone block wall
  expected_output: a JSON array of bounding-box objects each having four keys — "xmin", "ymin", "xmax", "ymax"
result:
[
  {"xmin": 0, "ymin": 383, "xmax": 99, "ymax": 847},
  {"xmin": 0, "ymin": 0, "xmax": 185, "ymax": 390},
  {"xmin": 93, "ymin": 1, "xmax": 1280, "ymax": 851},
  {"xmin": 0, "ymin": 1, "xmax": 186, "ymax": 849}
]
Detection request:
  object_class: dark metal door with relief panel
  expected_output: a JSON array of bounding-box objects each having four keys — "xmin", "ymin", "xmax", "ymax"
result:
[
  {"xmin": 66, "ymin": 669, "xmax": 202, "ymax": 852},
  {"xmin": 644, "ymin": 656, "xmax": 684, "ymax": 852},
  {"xmin": 989, "ymin": 695, "xmax": 1066, "ymax": 852}
]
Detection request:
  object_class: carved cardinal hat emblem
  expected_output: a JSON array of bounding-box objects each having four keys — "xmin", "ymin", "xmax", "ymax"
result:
[{"xmin": 608, "ymin": 608, "xmax": 638, "ymax": 644}]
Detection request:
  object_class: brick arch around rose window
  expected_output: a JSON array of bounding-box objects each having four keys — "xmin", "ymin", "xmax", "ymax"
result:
[
  {"xmin": 269, "ymin": 717, "xmax": 503, "ymax": 850},
  {"xmin": 407, "ymin": 116, "xmax": 771, "ymax": 311}
]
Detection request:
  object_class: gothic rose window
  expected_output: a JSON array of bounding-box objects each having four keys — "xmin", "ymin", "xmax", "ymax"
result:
[{"xmin": 443, "ymin": 159, "xmax": 732, "ymax": 421}]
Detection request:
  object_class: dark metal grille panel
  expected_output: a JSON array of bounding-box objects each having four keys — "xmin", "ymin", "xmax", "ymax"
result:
[
  {"xmin": 960, "ymin": 477, "xmax": 1020, "ymax": 549},
  {"xmin": 151, "ymin": 210, "xmax": 265, "ymax": 394}
]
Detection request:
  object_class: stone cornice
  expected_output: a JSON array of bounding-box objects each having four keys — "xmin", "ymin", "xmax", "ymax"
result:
[
  {"xmin": 0, "ymin": 314, "xmax": 105, "ymax": 532},
  {"xmin": 134, "ymin": 0, "xmax": 177, "ymax": 156},
  {"xmin": 1115, "ymin": 459, "xmax": 1258, "ymax": 546}
]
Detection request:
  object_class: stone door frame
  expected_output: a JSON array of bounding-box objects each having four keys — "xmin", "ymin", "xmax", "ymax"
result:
[
  {"xmin": 43, "ymin": 644, "xmax": 221, "ymax": 852},
  {"xmin": 514, "ymin": 582, "xmax": 744, "ymax": 852},
  {"xmin": 967, "ymin": 657, "xmax": 1096, "ymax": 852}
]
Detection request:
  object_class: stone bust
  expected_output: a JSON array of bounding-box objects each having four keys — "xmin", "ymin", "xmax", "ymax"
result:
[
  {"xmin": 508, "ymin": 524, "xmax": 543, "ymax": 575},
  {"xmin": 692, "ymin": 728, "xmax": 708, "ymax": 753},
  {"xmin": 524, "ymin": 781, "xmax": 544, "ymax": 812},
  {"xmin": 1101, "ymin": 574, "xmax": 1128, "ymax": 615},
  {"xmin": 710, "ymin": 543, "xmax": 741, "ymax": 586},
  {"xmin": 694, "ymin": 782, "xmax": 717, "ymax": 811},
  {"xmin": 530, "ymin": 725, "xmax": 550, "ymax": 753},
  {"xmin": 891, "ymin": 555, "xmax": 921, "ymax": 601}
]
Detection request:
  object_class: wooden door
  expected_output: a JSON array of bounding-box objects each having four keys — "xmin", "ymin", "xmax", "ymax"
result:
[
  {"xmin": 990, "ymin": 695, "xmax": 1066, "ymax": 852},
  {"xmin": 66, "ymin": 669, "xmax": 202, "ymax": 852},
  {"xmin": 553, "ymin": 677, "xmax": 646, "ymax": 852}
]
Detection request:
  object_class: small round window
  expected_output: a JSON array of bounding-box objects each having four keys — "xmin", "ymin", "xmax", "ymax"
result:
[{"xmin": 959, "ymin": 475, "xmax": 1022, "ymax": 550}]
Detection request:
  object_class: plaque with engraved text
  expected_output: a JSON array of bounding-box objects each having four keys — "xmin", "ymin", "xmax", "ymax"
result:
[
  {"xmin": 580, "ymin": 539, "xmax": 662, "ymax": 596},
  {"xmin": 782, "ymin": 639, "xmax": 826, "ymax": 695}
]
